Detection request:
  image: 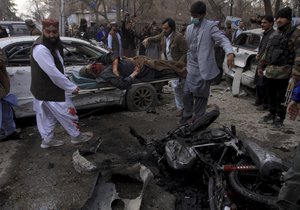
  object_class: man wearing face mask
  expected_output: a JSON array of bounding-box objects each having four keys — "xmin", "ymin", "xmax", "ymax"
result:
[
  {"xmin": 30, "ymin": 18, "xmax": 93, "ymax": 149},
  {"xmin": 179, "ymin": 1, "xmax": 234, "ymax": 125},
  {"xmin": 142, "ymin": 18, "xmax": 188, "ymax": 117},
  {"xmin": 257, "ymin": 7, "xmax": 300, "ymax": 128}
]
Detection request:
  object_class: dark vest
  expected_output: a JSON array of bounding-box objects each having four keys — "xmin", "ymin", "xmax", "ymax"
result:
[
  {"xmin": 30, "ymin": 37, "xmax": 65, "ymax": 102},
  {"xmin": 265, "ymin": 27, "xmax": 296, "ymax": 66}
]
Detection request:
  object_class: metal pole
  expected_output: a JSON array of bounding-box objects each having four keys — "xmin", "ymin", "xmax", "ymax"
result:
[{"xmin": 60, "ymin": 0, "xmax": 65, "ymax": 36}]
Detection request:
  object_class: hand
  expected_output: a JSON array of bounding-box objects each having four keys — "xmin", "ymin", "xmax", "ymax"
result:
[
  {"xmin": 287, "ymin": 100, "xmax": 300, "ymax": 121},
  {"xmin": 142, "ymin": 38, "xmax": 149, "ymax": 47},
  {"xmin": 72, "ymin": 87, "xmax": 80, "ymax": 95},
  {"xmin": 227, "ymin": 53, "xmax": 235, "ymax": 69},
  {"xmin": 256, "ymin": 54, "xmax": 259, "ymax": 60},
  {"xmin": 292, "ymin": 75, "xmax": 300, "ymax": 83},
  {"xmin": 132, "ymin": 65, "xmax": 141, "ymax": 76},
  {"xmin": 257, "ymin": 69, "xmax": 264, "ymax": 77}
]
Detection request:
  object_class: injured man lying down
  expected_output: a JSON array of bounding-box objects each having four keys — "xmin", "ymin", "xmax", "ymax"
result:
[{"xmin": 79, "ymin": 53, "xmax": 187, "ymax": 90}]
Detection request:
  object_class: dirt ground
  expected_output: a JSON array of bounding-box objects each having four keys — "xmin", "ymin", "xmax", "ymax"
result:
[{"xmin": 0, "ymin": 81, "xmax": 299, "ymax": 210}]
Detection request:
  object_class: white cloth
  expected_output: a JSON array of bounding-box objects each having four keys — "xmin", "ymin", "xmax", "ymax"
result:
[
  {"xmin": 32, "ymin": 44, "xmax": 80, "ymax": 141},
  {"xmin": 34, "ymin": 97, "xmax": 80, "ymax": 142}
]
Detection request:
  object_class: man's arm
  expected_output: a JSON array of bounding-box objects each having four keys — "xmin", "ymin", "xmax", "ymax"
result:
[
  {"xmin": 98, "ymin": 65, "xmax": 140, "ymax": 90},
  {"xmin": 211, "ymin": 24, "xmax": 234, "ymax": 68}
]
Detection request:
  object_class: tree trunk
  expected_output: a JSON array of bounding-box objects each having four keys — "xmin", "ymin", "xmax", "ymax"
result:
[
  {"xmin": 263, "ymin": 0, "xmax": 273, "ymax": 16},
  {"xmin": 274, "ymin": 0, "xmax": 281, "ymax": 17}
]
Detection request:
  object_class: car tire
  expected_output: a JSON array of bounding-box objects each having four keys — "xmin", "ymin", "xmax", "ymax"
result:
[{"xmin": 126, "ymin": 83, "xmax": 158, "ymax": 112}]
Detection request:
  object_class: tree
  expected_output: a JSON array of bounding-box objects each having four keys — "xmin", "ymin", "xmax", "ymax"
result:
[{"xmin": 0, "ymin": 0, "xmax": 19, "ymax": 21}]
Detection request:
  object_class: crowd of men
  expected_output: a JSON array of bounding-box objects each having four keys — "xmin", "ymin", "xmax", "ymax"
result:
[{"xmin": 0, "ymin": 1, "xmax": 300, "ymax": 209}]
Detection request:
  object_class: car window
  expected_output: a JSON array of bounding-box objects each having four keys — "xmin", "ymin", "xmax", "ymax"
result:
[
  {"xmin": 62, "ymin": 42, "xmax": 105, "ymax": 66},
  {"xmin": 233, "ymin": 33, "xmax": 260, "ymax": 50},
  {"xmin": 5, "ymin": 42, "xmax": 33, "ymax": 66},
  {"xmin": 0, "ymin": 23, "xmax": 29, "ymax": 36}
]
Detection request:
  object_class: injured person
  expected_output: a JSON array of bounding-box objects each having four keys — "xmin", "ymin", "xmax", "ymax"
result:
[{"xmin": 79, "ymin": 53, "xmax": 187, "ymax": 90}]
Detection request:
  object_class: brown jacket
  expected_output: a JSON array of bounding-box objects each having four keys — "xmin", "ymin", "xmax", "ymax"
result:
[
  {"xmin": 0, "ymin": 51, "xmax": 10, "ymax": 99},
  {"xmin": 148, "ymin": 31, "xmax": 187, "ymax": 63}
]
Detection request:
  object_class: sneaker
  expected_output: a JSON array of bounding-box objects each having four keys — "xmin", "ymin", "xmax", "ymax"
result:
[
  {"xmin": 71, "ymin": 132, "xmax": 93, "ymax": 144},
  {"xmin": 41, "ymin": 139, "xmax": 65, "ymax": 149},
  {"xmin": 263, "ymin": 113, "xmax": 275, "ymax": 124},
  {"xmin": 272, "ymin": 117, "xmax": 284, "ymax": 128}
]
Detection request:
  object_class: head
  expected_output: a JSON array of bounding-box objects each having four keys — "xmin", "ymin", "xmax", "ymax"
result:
[
  {"xmin": 276, "ymin": 7, "xmax": 292, "ymax": 31},
  {"xmin": 25, "ymin": 19, "xmax": 35, "ymax": 28},
  {"xmin": 161, "ymin": 18, "xmax": 176, "ymax": 37},
  {"xmin": 226, "ymin": 20, "xmax": 232, "ymax": 28},
  {"xmin": 238, "ymin": 21, "xmax": 245, "ymax": 29},
  {"xmin": 260, "ymin": 15, "xmax": 274, "ymax": 31},
  {"xmin": 89, "ymin": 62, "xmax": 105, "ymax": 75},
  {"xmin": 110, "ymin": 22, "xmax": 118, "ymax": 32},
  {"xmin": 41, "ymin": 18, "xmax": 60, "ymax": 49},
  {"xmin": 190, "ymin": 1, "xmax": 206, "ymax": 25}
]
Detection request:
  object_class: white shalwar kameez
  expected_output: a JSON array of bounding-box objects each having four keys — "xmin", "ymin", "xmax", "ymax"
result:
[{"xmin": 32, "ymin": 45, "xmax": 80, "ymax": 142}]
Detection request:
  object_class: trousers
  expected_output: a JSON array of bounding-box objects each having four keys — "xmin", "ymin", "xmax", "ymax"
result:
[{"xmin": 33, "ymin": 96, "xmax": 80, "ymax": 142}]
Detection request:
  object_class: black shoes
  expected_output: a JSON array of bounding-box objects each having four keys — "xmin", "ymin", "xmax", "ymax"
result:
[
  {"xmin": 0, "ymin": 131, "xmax": 21, "ymax": 142},
  {"xmin": 263, "ymin": 113, "xmax": 275, "ymax": 124},
  {"xmin": 262, "ymin": 114, "xmax": 284, "ymax": 128}
]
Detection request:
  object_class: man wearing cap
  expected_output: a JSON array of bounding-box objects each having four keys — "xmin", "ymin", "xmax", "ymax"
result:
[
  {"xmin": 179, "ymin": 1, "xmax": 234, "ymax": 125},
  {"xmin": 25, "ymin": 19, "xmax": 42, "ymax": 36},
  {"xmin": 30, "ymin": 18, "xmax": 93, "ymax": 149},
  {"xmin": 257, "ymin": 7, "xmax": 300, "ymax": 128}
]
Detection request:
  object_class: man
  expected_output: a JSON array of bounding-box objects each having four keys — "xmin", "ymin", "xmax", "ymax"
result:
[
  {"xmin": 180, "ymin": 1, "xmax": 234, "ymax": 125},
  {"xmin": 107, "ymin": 22, "xmax": 122, "ymax": 58},
  {"xmin": 30, "ymin": 18, "xmax": 93, "ymax": 149},
  {"xmin": 143, "ymin": 18, "xmax": 188, "ymax": 117},
  {"xmin": 258, "ymin": 7, "xmax": 300, "ymax": 128},
  {"xmin": 0, "ymin": 25, "xmax": 8, "ymax": 38},
  {"xmin": 121, "ymin": 19, "xmax": 137, "ymax": 58},
  {"xmin": 232, "ymin": 20, "xmax": 246, "ymax": 41},
  {"xmin": 25, "ymin": 19, "xmax": 42, "ymax": 36},
  {"xmin": 254, "ymin": 15, "xmax": 275, "ymax": 110},
  {"xmin": 0, "ymin": 49, "xmax": 18, "ymax": 141},
  {"xmin": 277, "ymin": 80, "xmax": 300, "ymax": 209},
  {"xmin": 79, "ymin": 53, "xmax": 186, "ymax": 90}
]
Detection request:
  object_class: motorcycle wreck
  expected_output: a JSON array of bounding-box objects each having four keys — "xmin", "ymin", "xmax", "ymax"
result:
[{"xmin": 130, "ymin": 105, "xmax": 290, "ymax": 210}]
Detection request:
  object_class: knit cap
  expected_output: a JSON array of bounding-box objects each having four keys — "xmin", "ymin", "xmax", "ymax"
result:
[{"xmin": 276, "ymin": 7, "xmax": 292, "ymax": 20}]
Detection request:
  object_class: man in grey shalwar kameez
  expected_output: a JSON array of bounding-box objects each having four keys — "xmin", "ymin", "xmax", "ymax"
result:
[{"xmin": 180, "ymin": 1, "xmax": 235, "ymax": 125}]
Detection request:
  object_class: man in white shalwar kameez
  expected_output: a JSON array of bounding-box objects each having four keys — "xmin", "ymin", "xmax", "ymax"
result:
[{"xmin": 30, "ymin": 18, "xmax": 93, "ymax": 149}]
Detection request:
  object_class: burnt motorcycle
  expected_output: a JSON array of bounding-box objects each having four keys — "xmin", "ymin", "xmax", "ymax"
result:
[{"xmin": 130, "ymin": 106, "xmax": 290, "ymax": 210}]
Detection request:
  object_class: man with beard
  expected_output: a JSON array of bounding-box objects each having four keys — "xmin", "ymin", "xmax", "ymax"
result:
[
  {"xmin": 30, "ymin": 19, "xmax": 93, "ymax": 149},
  {"xmin": 258, "ymin": 7, "xmax": 300, "ymax": 128},
  {"xmin": 142, "ymin": 18, "xmax": 188, "ymax": 117}
]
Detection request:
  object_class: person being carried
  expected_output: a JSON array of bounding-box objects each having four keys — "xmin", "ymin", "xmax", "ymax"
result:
[
  {"xmin": 30, "ymin": 18, "xmax": 93, "ymax": 149},
  {"xmin": 79, "ymin": 53, "xmax": 187, "ymax": 90}
]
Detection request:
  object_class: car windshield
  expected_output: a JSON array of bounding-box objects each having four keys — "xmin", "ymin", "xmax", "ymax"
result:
[{"xmin": 4, "ymin": 39, "xmax": 106, "ymax": 67}]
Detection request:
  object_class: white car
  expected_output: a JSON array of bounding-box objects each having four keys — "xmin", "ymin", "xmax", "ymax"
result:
[
  {"xmin": 223, "ymin": 28, "xmax": 262, "ymax": 89},
  {"xmin": 1, "ymin": 36, "xmax": 164, "ymax": 118}
]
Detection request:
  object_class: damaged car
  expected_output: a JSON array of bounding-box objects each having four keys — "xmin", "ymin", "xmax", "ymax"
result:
[
  {"xmin": 223, "ymin": 28, "xmax": 261, "ymax": 90},
  {"xmin": 0, "ymin": 36, "xmax": 172, "ymax": 118}
]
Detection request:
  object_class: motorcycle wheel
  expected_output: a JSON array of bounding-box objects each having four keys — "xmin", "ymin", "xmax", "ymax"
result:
[{"xmin": 228, "ymin": 160, "xmax": 281, "ymax": 209}]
